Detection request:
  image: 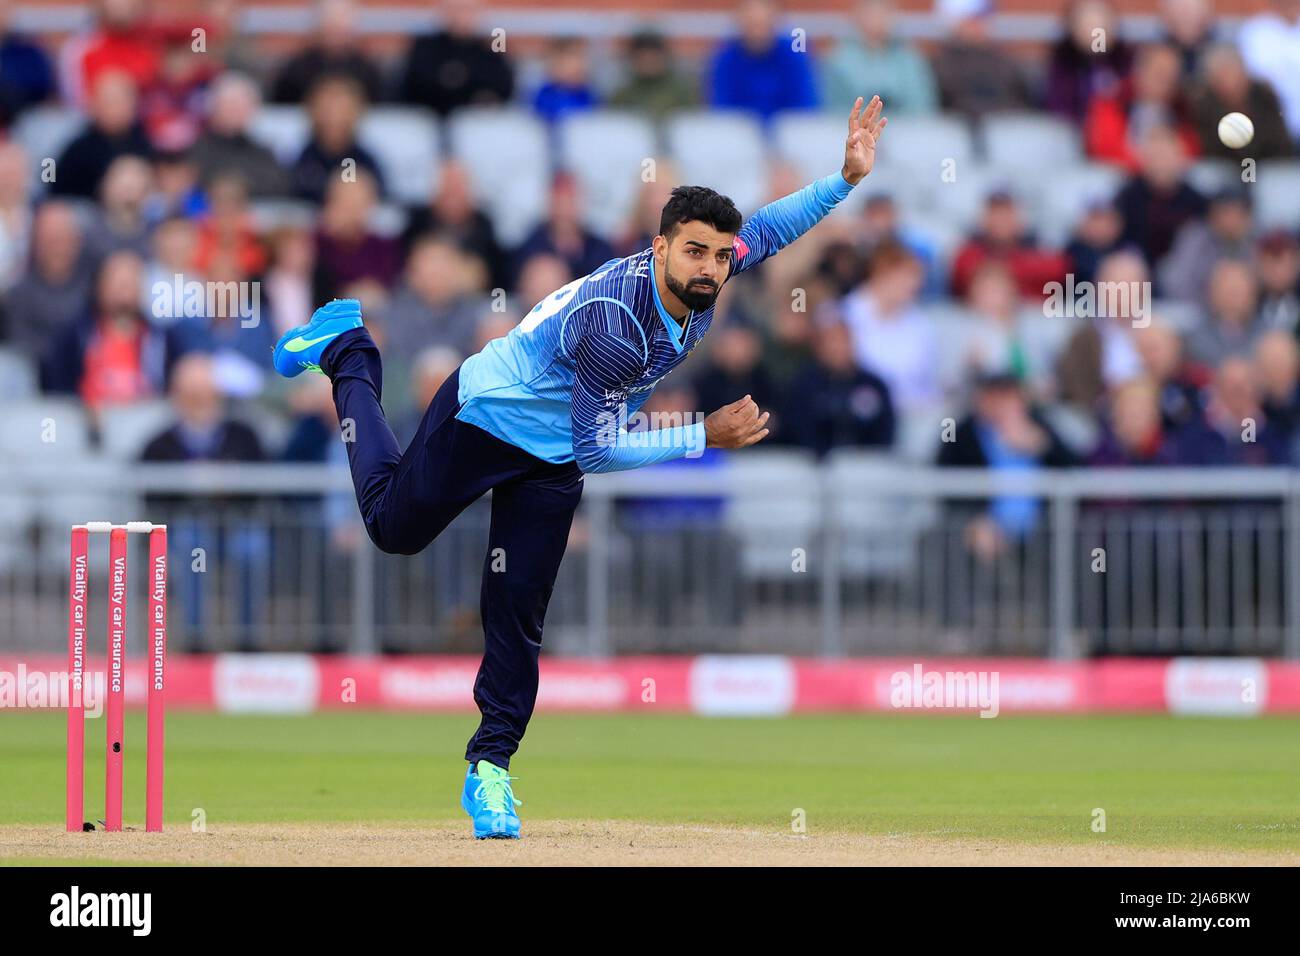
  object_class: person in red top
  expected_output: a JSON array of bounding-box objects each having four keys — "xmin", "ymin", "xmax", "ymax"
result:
[
  {"xmin": 78, "ymin": 249, "xmax": 162, "ymax": 407},
  {"xmin": 1085, "ymin": 41, "xmax": 1201, "ymax": 172},
  {"xmin": 949, "ymin": 189, "xmax": 1069, "ymax": 301},
  {"xmin": 72, "ymin": 0, "xmax": 162, "ymax": 105}
]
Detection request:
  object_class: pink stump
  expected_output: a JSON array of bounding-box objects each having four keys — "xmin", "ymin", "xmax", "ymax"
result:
[
  {"xmin": 105, "ymin": 527, "xmax": 127, "ymax": 831},
  {"xmin": 66, "ymin": 527, "xmax": 89, "ymax": 832},
  {"xmin": 145, "ymin": 527, "xmax": 167, "ymax": 832}
]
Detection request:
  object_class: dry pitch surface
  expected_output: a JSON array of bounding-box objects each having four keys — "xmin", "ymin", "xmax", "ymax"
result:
[{"xmin": 2, "ymin": 823, "xmax": 1297, "ymax": 866}]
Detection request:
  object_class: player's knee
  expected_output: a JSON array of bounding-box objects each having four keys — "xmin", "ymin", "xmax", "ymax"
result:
[{"xmin": 364, "ymin": 518, "xmax": 422, "ymax": 555}]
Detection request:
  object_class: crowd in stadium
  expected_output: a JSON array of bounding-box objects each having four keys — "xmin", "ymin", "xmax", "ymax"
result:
[{"xmin": 2, "ymin": 0, "xmax": 1300, "ymax": 489}]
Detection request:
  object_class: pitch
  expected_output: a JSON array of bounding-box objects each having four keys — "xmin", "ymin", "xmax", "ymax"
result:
[{"xmin": 3, "ymin": 712, "xmax": 1298, "ymax": 866}]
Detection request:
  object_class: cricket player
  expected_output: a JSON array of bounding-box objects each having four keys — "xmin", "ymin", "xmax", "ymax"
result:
[{"xmin": 272, "ymin": 96, "xmax": 888, "ymax": 839}]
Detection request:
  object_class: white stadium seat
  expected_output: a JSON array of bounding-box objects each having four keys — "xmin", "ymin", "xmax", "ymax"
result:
[
  {"xmin": 558, "ymin": 110, "xmax": 657, "ymax": 240},
  {"xmin": 981, "ymin": 111, "xmax": 1082, "ymax": 170},
  {"xmin": 877, "ymin": 115, "xmax": 975, "ymax": 178},
  {"xmin": 247, "ymin": 105, "xmax": 311, "ymax": 165},
  {"xmin": 358, "ymin": 107, "xmax": 441, "ymax": 206},
  {"xmin": 0, "ymin": 399, "xmax": 91, "ymax": 461},
  {"xmin": 0, "ymin": 348, "xmax": 38, "ymax": 401},
  {"xmin": 10, "ymin": 105, "xmax": 84, "ymax": 190},
  {"xmin": 1035, "ymin": 162, "xmax": 1123, "ymax": 248},
  {"xmin": 666, "ymin": 110, "xmax": 768, "ymax": 215},
  {"xmin": 96, "ymin": 400, "xmax": 175, "ymax": 460},
  {"xmin": 1253, "ymin": 161, "xmax": 1300, "ymax": 231},
  {"xmin": 771, "ymin": 111, "xmax": 869, "ymax": 214},
  {"xmin": 449, "ymin": 107, "xmax": 551, "ymax": 246}
]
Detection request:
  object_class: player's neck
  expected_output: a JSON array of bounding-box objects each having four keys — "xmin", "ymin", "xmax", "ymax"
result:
[{"xmin": 654, "ymin": 271, "xmax": 692, "ymax": 325}]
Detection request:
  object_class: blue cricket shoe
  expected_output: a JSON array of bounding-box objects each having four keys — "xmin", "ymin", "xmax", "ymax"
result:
[
  {"xmin": 461, "ymin": 760, "xmax": 522, "ymax": 840},
  {"xmin": 272, "ymin": 298, "xmax": 364, "ymax": 378}
]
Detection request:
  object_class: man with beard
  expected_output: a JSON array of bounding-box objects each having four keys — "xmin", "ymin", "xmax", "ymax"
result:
[{"xmin": 272, "ymin": 96, "xmax": 888, "ymax": 840}]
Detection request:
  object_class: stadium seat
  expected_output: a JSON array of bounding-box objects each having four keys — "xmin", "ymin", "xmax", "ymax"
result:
[
  {"xmin": 358, "ymin": 107, "xmax": 441, "ymax": 206},
  {"xmin": 249, "ymin": 198, "xmax": 317, "ymax": 232},
  {"xmin": 981, "ymin": 111, "xmax": 1081, "ymax": 170},
  {"xmin": 0, "ymin": 400, "xmax": 91, "ymax": 461},
  {"xmin": 96, "ymin": 400, "xmax": 176, "ymax": 460},
  {"xmin": 876, "ymin": 115, "xmax": 975, "ymax": 180},
  {"xmin": 448, "ymin": 107, "xmax": 551, "ymax": 246},
  {"xmin": 247, "ymin": 105, "xmax": 311, "ymax": 165},
  {"xmin": 665, "ymin": 110, "xmax": 768, "ymax": 215},
  {"xmin": 10, "ymin": 105, "xmax": 84, "ymax": 190},
  {"xmin": 919, "ymin": 162, "xmax": 1042, "ymax": 234},
  {"xmin": 557, "ymin": 110, "xmax": 657, "ymax": 240},
  {"xmin": 720, "ymin": 449, "xmax": 821, "ymax": 577},
  {"xmin": 1035, "ymin": 162, "xmax": 1124, "ymax": 248},
  {"xmin": 825, "ymin": 450, "xmax": 936, "ymax": 577},
  {"xmin": 0, "ymin": 348, "xmax": 38, "ymax": 401},
  {"xmin": 771, "ymin": 111, "xmax": 869, "ymax": 215},
  {"xmin": 1253, "ymin": 161, "xmax": 1300, "ymax": 231},
  {"xmin": 1185, "ymin": 158, "xmax": 1239, "ymax": 197}
]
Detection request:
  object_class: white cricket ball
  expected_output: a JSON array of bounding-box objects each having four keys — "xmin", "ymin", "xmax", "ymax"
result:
[{"xmin": 1218, "ymin": 112, "xmax": 1254, "ymax": 150}]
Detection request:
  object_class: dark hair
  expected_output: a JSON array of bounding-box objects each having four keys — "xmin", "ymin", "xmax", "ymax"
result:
[{"xmin": 658, "ymin": 185, "xmax": 742, "ymax": 240}]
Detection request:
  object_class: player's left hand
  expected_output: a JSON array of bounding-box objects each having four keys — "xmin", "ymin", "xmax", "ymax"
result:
[{"xmin": 841, "ymin": 95, "xmax": 888, "ymax": 186}]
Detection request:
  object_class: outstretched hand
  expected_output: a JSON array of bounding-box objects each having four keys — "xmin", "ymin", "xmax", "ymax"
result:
[{"xmin": 842, "ymin": 95, "xmax": 888, "ymax": 186}]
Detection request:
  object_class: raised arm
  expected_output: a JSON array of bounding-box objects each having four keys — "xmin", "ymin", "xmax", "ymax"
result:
[{"xmin": 731, "ymin": 95, "xmax": 888, "ymax": 276}]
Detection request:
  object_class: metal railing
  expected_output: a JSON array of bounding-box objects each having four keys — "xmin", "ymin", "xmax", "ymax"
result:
[{"xmin": 1, "ymin": 457, "xmax": 1297, "ymax": 659}]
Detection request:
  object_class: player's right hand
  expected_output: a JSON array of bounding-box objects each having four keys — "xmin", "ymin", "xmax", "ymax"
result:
[{"xmin": 704, "ymin": 394, "xmax": 770, "ymax": 449}]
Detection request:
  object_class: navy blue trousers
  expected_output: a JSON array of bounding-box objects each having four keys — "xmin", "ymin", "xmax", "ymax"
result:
[{"xmin": 323, "ymin": 328, "xmax": 584, "ymax": 768}]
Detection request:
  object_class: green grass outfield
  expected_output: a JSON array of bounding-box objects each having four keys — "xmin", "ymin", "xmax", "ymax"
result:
[{"xmin": 2, "ymin": 711, "xmax": 1298, "ymax": 851}]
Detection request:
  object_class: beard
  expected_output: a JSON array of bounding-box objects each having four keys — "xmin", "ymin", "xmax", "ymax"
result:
[{"xmin": 665, "ymin": 267, "xmax": 720, "ymax": 313}]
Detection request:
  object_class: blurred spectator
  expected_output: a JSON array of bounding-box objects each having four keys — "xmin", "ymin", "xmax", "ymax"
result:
[
  {"xmin": 1064, "ymin": 195, "xmax": 1126, "ymax": 286},
  {"xmin": 691, "ymin": 318, "xmax": 778, "ymax": 425},
  {"xmin": 1186, "ymin": 259, "xmax": 1262, "ymax": 364},
  {"xmin": 708, "ymin": 0, "xmax": 818, "ymax": 122},
  {"xmin": 780, "ymin": 318, "xmax": 895, "ymax": 456},
  {"xmin": 263, "ymin": 225, "xmax": 315, "ymax": 336},
  {"xmin": 1184, "ymin": 356, "xmax": 1288, "ymax": 464},
  {"xmin": 139, "ymin": 27, "xmax": 217, "ymax": 151},
  {"xmin": 1238, "ymin": 0, "xmax": 1300, "ymax": 140},
  {"xmin": 143, "ymin": 216, "xmax": 201, "ymax": 325},
  {"xmin": 0, "ymin": 0, "xmax": 54, "ymax": 121},
  {"xmin": 270, "ymin": 0, "xmax": 381, "ymax": 104},
  {"xmin": 853, "ymin": 193, "xmax": 943, "ymax": 299},
  {"xmin": 282, "ymin": 373, "xmax": 338, "ymax": 462},
  {"xmin": 471, "ymin": 310, "xmax": 516, "ymax": 353},
  {"xmin": 1090, "ymin": 377, "xmax": 1184, "ymax": 465},
  {"xmin": 1045, "ymin": 0, "xmax": 1134, "ymax": 124},
  {"xmin": 1134, "ymin": 322, "xmax": 1208, "ymax": 433},
  {"xmin": 1085, "ymin": 42, "xmax": 1200, "ymax": 172},
  {"xmin": 1158, "ymin": 185, "xmax": 1254, "ymax": 303},
  {"xmin": 950, "ymin": 189, "xmax": 1068, "ymax": 301},
  {"xmin": 191, "ymin": 72, "xmax": 289, "ymax": 198},
  {"xmin": 313, "ymin": 171, "xmax": 400, "ymax": 300},
  {"xmin": 399, "ymin": 0, "xmax": 513, "ymax": 115},
  {"xmin": 52, "ymin": 70, "xmax": 151, "ymax": 199},
  {"xmin": 146, "ymin": 149, "xmax": 205, "ymax": 221},
  {"xmin": 1114, "ymin": 123, "xmax": 1207, "ymax": 266},
  {"xmin": 1056, "ymin": 250, "xmax": 1150, "ymax": 407},
  {"xmin": 381, "ymin": 234, "xmax": 486, "ymax": 364},
  {"xmin": 616, "ymin": 161, "xmax": 678, "ymax": 255},
  {"xmin": 2, "ymin": 202, "xmax": 91, "ymax": 374},
  {"xmin": 513, "ymin": 172, "xmax": 614, "ymax": 283},
  {"xmin": 931, "ymin": 0, "xmax": 1031, "ymax": 120},
  {"xmin": 140, "ymin": 352, "xmax": 264, "ymax": 463},
  {"xmin": 761, "ymin": 299, "xmax": 816, "ymax": 386},
  {"xmin": 47, "ymin": 250, "xmax": 184, "ymax": 405},
  {"xmin": 839, "ymin": 241, "xmax": 939, "ymax": 412},
  {"xmin": 206, "ymin": 0, "xmax": 262, "ymax": 82},
  {"xmin": 0, "ymin": 141, "xmax": 30, "ymax": 290},
  {"xmin": 64, "ymin": 0, "xmax": 161, "ymax": 108},
  {"xmin": 1192, "ymin": 44, "xmax": 1292, "ymax": 160},
  {"xmin": 393, "ymin": 345, "xmax": 463, "ymax": 445},
  {"xmin": 193, "ymin": 173, "xmax": 267, "ymax": 280},
  {"xmin": 608, "ymin": 29, "xmax": 698, "ymax": 120},
  {"xmin": 1159, "ymin": 0, "xmax": 1217, "ymax": 77},
  {"xmin": 820, "ymin": 0, "xmax": 937, "ymax": 117},
  {"xmin": 952, "ymin": 260, "xmax": 1065, "ymax": 398},
  {"xmin": 937, "ymin": 373, "xmax": 1076, "ymax": 554},
  {"xmin": 402, "ymin": 159, "xmax": 507, "ymax": 290},
  {"xmin": 140, "ymin": 351, "xmax": 268, "ymax": 652},
  {"xmin": 291, "ymin": 73, "xmax": 383, "ymax": 203},
  {"xmin": 531, "ymin": 36, "xmax": 597, "ymax": 125},
  {"xmin": 1255, "ymin": 329, "xmax": 1300, "ymax": 442},
  {"xmin": 514, "ymin": 253, "xmax": 572, "ymax": 314},
  {"xmin": 84, "ymin": 154, "xmax": 154, "ymax": 266},
  {"xmin": 1257, "ymin": 230, "xmax": 1300, "ymax": 332}
]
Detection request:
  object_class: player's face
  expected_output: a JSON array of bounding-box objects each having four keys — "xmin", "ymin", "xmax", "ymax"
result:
[{"xmin": 658, "ymin": 222, "xmax": 735, "ymax": 312}]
